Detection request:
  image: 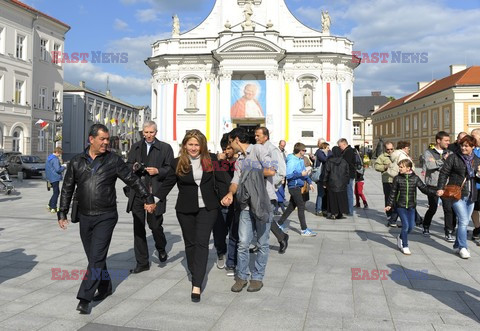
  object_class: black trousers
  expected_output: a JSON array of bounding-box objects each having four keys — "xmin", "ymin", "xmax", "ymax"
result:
[
  {"xmin": 278, "ymin": 187, "xmax": 308, "ymax": 230},
  {"xmin": 132, "ymin": 196, "xmax": 167, "ymax": 267},
  {"xmin": 177, "ymin": 208, "xmax": 217, "ymax": 288},
  {"xmin": 382, "ymin": 182, "xmax": 398, "ymax": 221},
  {"xmin": 77, "ymin": 211, "xmax": 117, "ymax": 302},
  {"xmin": 423, "ymin": 190, "xmax": 457, "ymax": 232}
]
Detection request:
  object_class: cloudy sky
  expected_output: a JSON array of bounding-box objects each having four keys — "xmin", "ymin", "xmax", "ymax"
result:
[{"xmin": 24, "ymin": 0, "xmax": 480, "ymax": 106}]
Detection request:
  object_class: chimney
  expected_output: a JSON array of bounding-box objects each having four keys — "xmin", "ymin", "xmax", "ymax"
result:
[
  {"xmin": 450, "ymin": 64, "xmax": 467, "ymax": 75},
  {"xmin": 371, "ymin": 91, "xmax": 381, "ymax": 97},
  {"xmin": 79, "ymin": 81, "xmax": 85, "ymax": 88},
  {"xmin": 417, "ymin": 82, "xmax": 429, "ymax": 90}
]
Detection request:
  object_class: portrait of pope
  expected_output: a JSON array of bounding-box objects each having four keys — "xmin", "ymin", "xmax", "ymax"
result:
[{"xmin": 230, "ymin": 83, "xmax": 264, "ymax": 119}]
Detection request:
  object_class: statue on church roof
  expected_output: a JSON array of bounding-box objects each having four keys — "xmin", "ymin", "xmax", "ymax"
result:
[
  {"xmin": 321, "ymin": 10, "xmax": 331, "ymax": 34},
  {"xmin": 172, "ymin": 14, "xmax": 180, "ymax": 37},
  {"xmin": 241, "ymin": 0, "xmax": 255, "ymax": 31}
]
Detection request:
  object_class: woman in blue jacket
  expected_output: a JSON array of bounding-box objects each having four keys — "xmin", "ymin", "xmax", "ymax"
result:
[
  {"xmin": 45, "ymin": 147, "xmax": 65, "ymax": 212},
  {"xmin": 277, "ymin": 142, "xmax": 316, "ymax": 236}
]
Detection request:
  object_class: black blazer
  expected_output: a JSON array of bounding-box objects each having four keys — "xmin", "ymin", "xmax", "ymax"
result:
[
  {"xmin": 126, "ymin": 138, "xmax": 174, "ymax": 216},
  {"xmin": 155, "ymin": 154, "xmax": 229, "ymax": 213}
]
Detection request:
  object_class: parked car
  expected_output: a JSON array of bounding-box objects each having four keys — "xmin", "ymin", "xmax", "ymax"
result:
[
  {"xmin": 6, "ymin": 155, "xmax": 45, "ymax": 178},
  {"xmin": 0, "ymin": 151, "xmax": 22, "ymax": 167}
]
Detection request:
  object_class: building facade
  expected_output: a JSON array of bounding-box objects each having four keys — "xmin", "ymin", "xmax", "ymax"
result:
[
  {"xmin": 146, "ymin": 0, "xmax": 359, "ymax": 153},
  {"xmin": 352, "ymin": 91, "xmax": 388, "ymax": 155},
  {"xmin": 371, "ymin": 65, "xmax": 480, "ymax": 161},
  {"xmin": 62, "ymin": 81, "xmax": 141, "ymax": 160},
  {"xmin": 0, "ymin": 0, "xmax": 69, "ymax": 159}
]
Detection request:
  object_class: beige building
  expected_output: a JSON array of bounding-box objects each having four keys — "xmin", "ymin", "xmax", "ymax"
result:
[
  {"xmin": 371, "ymin": 65, "xmax": 480, "ymax": 161},
  {"xmin": 0, "ymin": 0, "xmax": 69, "ymax": 158}
]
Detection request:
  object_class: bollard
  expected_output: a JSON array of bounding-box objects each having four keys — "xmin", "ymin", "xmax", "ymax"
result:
[{"xmin": 17, "ymin": 171, "xmax": 23, "ymax": 182}]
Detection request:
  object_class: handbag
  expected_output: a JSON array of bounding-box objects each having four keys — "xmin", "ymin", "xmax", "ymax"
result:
[
  {"xmin": 70, "ymin": 191, "xmax": 79, "ymax": 223},
  {"xmin": 310, "ymin": 158, "xmax": 322, "ymax": 182},
  {"xmin": 301, "ymin": 181, "xmax": 309, "ymax": 194},
  {"xmin": 442, "ymin": 178, "xmax": 466, "ymax": 200}
]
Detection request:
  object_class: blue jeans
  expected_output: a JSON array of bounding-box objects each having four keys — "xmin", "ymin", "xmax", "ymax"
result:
[
  {"xmin": 236, "ymin": 210, "xmax": 271, "ymax": 281},
  {"xmin": 315, "ymin": 182, "xmax": 325, "ymax": 212},
  {"xmin": 347, "ymin": 178, "xmax": 354, "ymax": 214},
  {"xmin": 452, "ymin": 197, "xmax": 474, "ymax": 249},
  {"xmin": 49, "ymin": 181, "xmax": 60, "ymax": 209},
  {"xmin": 397, "ymin": 207, "xmax": 416, "ymax": 248}
]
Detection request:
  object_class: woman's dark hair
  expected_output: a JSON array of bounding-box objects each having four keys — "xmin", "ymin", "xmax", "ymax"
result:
[
  {"xmin": 88, "ymin": 124, "xmax": 108, "ymax": 138},
  {"xmin": 396, "ymin": 141, "xmax": 410, "ymax": 150},
  {"xmin": 220, "ymin": 133, "xmax": 230, "ymax": 151},
  {"xmin": 458, "ymin": 134, "xmax": 476, "ymax": 147}
]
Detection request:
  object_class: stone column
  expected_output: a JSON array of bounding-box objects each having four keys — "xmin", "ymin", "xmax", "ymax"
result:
[{"xmin": 218, "ymin": 69, "xmax": 232, "ymax": 134}]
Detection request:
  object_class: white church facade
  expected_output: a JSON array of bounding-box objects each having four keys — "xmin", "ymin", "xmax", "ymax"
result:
[{"xmin": 146, "ymin": 0, "xmax": 359, "ymax": 152}]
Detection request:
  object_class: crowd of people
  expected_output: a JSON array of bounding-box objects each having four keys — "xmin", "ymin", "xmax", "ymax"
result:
[{"xmin": 49, "ymin": 122, "xmax": 479, "ymax": 314}]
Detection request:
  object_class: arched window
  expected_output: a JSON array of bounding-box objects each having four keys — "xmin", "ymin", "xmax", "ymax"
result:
[{"xmin": 12, "ymin": 128, "xmax": 24, "ymax": 153}]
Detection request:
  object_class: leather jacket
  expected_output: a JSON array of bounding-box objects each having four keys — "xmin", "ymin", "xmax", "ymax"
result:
[
  {"xmin": 387, "ymin": 172, "xmax": 434, "ymax": 209},
  {"xmin": 437, "ymin": 152, "xmax": 480, "ymax": 201},
  {"xmin": 58, "ymin": 149, "xmax": 154, "ymax": 220}
]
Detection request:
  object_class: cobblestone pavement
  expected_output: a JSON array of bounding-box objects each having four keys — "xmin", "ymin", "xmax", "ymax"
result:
[{"xmin": 0, "ymin": 168, "xmax": 479, "ymax": 330}]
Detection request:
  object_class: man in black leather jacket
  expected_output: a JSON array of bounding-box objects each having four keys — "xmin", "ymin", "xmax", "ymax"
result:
[{"xmin": 57, "ymin": 124, "xmax": 156, "ymax": 314}]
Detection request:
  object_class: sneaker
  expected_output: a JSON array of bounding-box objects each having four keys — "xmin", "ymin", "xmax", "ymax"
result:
[
  {"xmin": 459, "ymin": 248, "xmax": 471, "ymax": 259},
  {"xmin": 216, "ymin": 254, "xmax": 225, "ymax": 269},
  {"xmin": 396, "ymin": 221, "xmax": 402, "ymax": 228},
  {"xmin": 247, "ymin": 280, "xmax": 263, "ymax": 292},
  {"xmin": 231, "ymin": 278, "xmax": 248, "ymax": 292},
  {"xmin": 472, "ymin": 227, "xmax": 480, "ymax": 240},
  {"xmin": 363, "ymin": 203, "xmax": 369, "ymax": 209},
  {"xmin": 422, "ymin": 227, "xmax": 430, "ymax": 237},
  {"xmin": 225, "ymin": 266, "xmax": 235, "ymax": 277},
  {"xmin": 50, "ymin": 208, "xmax": 57, "ymax": 213},
  {"xmin": 277, "ymin": 222, "xmax": 287, "ymax": 233},
  {"xmin": 388, "ymin": 219, "xmax": 397, "ymax": 227},
  {"xmin": 397, "ymin": 235, "xmax": 402, "ymax": 250},
  {"xmin": 445, "ymin": 232, "xmax": 455, "ymax": 242},
  {"xmin": 301, "ymin": 228, "xmax": 317, "ymax": 237},
  {"xmin": 401, "ymin": 247, "xmax": 411, "ymax": 255}
]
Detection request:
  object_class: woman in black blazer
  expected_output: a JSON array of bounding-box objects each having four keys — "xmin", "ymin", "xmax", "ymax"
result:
[{"xmin": 156, "ymin": 129, "xmax": 228, "ymax": 302}]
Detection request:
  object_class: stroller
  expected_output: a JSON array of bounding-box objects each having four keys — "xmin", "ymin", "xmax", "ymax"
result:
[{"xmin": 0, "ymin": 166, "xmax": 14, "ymax": 195}]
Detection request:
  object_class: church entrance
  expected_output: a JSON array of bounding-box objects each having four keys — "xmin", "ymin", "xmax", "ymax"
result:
[{"xmin": 234, "ymin": 122, "xmax": 263, "ymax": 144}]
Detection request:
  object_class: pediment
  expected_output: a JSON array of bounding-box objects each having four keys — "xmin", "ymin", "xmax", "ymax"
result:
[{"xmin": 215, "ymin": 36, "xmax": 284, "ymax": 55}]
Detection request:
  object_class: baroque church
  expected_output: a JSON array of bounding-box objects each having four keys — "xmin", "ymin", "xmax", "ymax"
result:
[{"xmin": 146, "ymin": 0, "xmax": 359, "ymax": 152}]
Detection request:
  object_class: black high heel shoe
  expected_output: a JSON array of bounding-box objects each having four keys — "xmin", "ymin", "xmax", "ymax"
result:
[{"xmin": 191, "ymin": 287, "xmax": 201, "ymax": 303}]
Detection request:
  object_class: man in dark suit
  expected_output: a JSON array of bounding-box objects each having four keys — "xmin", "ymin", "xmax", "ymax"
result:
[{"xmin": 126, "ymin": 121, "xmax": 174, "ymax": 274}]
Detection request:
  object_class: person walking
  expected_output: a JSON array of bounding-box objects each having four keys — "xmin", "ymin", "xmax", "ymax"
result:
[
  {"xmin": 277, "ymin": 142, "xmax": 316, "ymax": 236},
  {"xmin": 374, "ymin": 141, "xmax": 398, "ymax": 227},
  {"xmin": 126, "ymin": 121, "xmax": 174, "ymax": 274},
  {"xmin": 57, "ymin": 124, "xmax": 156, "ymax": 314},
  {"xmin": 437, "ymin": 135, "xmax": 480, "ymax": 259},
  {"xmin": 45, "ymin": 147, "xmax": 65, "ymax": 213},
  {"xmin": 155, "ymin": 129, "xmax": 229, "ymax": 302},
  {"xmin": 385, "ymin": 159, "xmax": 436, "ymax": 255},
  {"xmin": 323, "ymin": 146, "xmax": 349, "ymax": 219}
]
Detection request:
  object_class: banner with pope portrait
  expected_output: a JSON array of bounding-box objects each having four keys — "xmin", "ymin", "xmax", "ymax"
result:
[{"xmin": 230, "ymin": 80, "xmax": 266, "ymax": 119}]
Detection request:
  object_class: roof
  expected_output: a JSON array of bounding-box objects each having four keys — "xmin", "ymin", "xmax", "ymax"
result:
[
  {"xmin": 374, "ymin": 66, "xmax": 480, "ymax": 114},
  {"xmin": 63, "ymin": 82, "xmax": 136, "ymax": 108},
  {"xmin": 9, "ymin": 0, "xmax": 70, "ymax": 29},
  {"xmin": 353, "ymin": 95, "xmax": 389, "ymax": 117}
]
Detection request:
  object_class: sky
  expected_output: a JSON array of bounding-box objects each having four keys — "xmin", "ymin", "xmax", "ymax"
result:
[{"xmin": 23, "ymin": 0, "xmax": 480, "ymax": 106}]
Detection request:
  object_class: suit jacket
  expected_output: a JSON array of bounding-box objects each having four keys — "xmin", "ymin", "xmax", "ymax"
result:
[
  {"xmin": 126, "ymin": 138, "xmax": 174, "ymax": 216},
  {"xmin": 155, "ymin": 154, "xmax": 229, "ymax": 213}
]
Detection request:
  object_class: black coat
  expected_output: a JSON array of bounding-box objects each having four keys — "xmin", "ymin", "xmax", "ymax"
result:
[
  {"xmin": 59, "ymin": 149, "xmax": 153, "ymax": 220},
  {"xmin": 387, "ymin": 172, "xmax": 434, "ymax": 209},
  {"xmin": 155, "ymin": 154, "xmax": 229, "ymax": 213},
  {"xmin": 437, "ymin": 152, "xmax": 480, "ymax": 201},
  {"xmin": 126, "ymin": 138, "xmax": 174, "ymax": 216},
  {"xmin": 323, "ymin": 156, "xmax": 349, "ymax": 192},
  {"xmin": 341, "ymin": 145, "xmax": 356, "ymax": 179}
]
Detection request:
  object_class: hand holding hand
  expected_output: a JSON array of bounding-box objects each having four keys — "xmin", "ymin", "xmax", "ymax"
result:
[
  {"xmin": 145, "ymin": 167, "xmax": 159, "ymax": 176},
  {"xmin": 437, "ymin": 190, "xmax": 444, "ymax": 197},
  {"xmin": 144, "ymin": 203, "xmax": 156, "ymax": 213},
  {"xmin": 384, "ymin": 206, "xmax": 391, "ymax": 212},
  {"xmin": 58, "ymin": 219, "xmax": 69, "ymax": 230}
]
